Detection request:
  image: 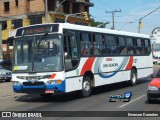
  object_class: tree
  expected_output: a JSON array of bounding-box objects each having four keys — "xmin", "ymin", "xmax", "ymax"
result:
[{"xmin": 91, "ymin": 20, "xmax": 109, "ymax": 28}]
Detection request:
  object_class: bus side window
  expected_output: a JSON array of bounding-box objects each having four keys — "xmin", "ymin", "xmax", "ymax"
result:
[
  {"xmin": 63, "ymin": 35, "xmax": 69, "ymax": 58},
  {"xmin": 133, "ymin": 38, "xmax": 137, "ymax": 55},
  {"xmin": 64, "ymin": 30, "xmax": 79, "ymax": 71},
  {"xmin": 137, "ymin": 39, "xmax": 145, "ymax": 55},
  {"xmin": 126, "ymin": 37, "xmax": 135, "ymax": 55},
  {"xmin": 104, "ymin": 35, "xmax": 117, "ymax": 55},
  {"xmin": 70, "ymin": 36, "xmax": 78, "ymax": 58},
  {"xmin": 117, "ymin": 36, "xmax": 127, "ymax": 55},
  {"xmin": 93, "ymin": 34, "xmax": 102, "ymax": 55},
  {"xmin": 141, "ymin": 39, "xmax": 145, "ymax": 54},
  {"xmin": 136, "ymin": 38, "xmax": 141, "ymax": 55},
  {"xmin": 81, "ymin": 32, "xmax": 92, "ymax": 56},
  {"xmin": 144, "ymin": 39, "xmax": 151, "ymax": 54}
]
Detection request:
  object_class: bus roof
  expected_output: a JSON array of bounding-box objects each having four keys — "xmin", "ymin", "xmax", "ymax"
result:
[
  {"xmin": 59, "ymin": 23, "xmax": 150, "ymax": 39},
  {"xmin": 16, "ymin": 23, "xmax": 150, "ymax": 39}
]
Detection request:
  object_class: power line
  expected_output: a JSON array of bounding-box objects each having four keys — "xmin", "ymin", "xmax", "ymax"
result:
[
  {"xmin": 92, "ymin": 0, "xmax": 160, "ymax": 33},
  {"xmin": 133, "ymin": 6, "xmax": 160, "ymax": 23},
  {"xmin": 95, "ymin": 0, "xmax": 136, "ymax": 21},
  {"xmin": 135, "ymin": 6, "xmax": 160, "ymax": 33},
  {"xmin": 92, "ymin": 0, "xmax": 138, "ymax": 30},
  {"xmin": 96, "ymin": 13, "xmax": 160, "ymax": 18},
  {"xmin": 94, "ymin": 0, "xmax": 160, "ymax": 27},
  {"xmin": 106, "ymin": 10, "xmax": 121, "ymax": 29},
  {"xmin": 91, "ymin": 15, "xmax": 108, "ymax": 22},
  {"xmin": 92, "ymin": 0, "xmax": 113, "ymax": 10}
]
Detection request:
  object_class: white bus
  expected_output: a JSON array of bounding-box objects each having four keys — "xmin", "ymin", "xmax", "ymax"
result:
[{"xmin": 12, "ymin": 23, "xmax": 153, "ymax": 97}]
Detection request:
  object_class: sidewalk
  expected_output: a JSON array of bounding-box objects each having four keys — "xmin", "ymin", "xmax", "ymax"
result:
[{"xmin": 0, "ymin": 81, "xmax": 24, "ymax": 98}]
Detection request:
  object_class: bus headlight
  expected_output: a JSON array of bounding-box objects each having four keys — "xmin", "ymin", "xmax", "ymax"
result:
[
  {"xmin": 13, "ymin": 81, "xmax": 21, "ymax": 86},
  {"xmin": 148, "ymin": 86, "xmax": 159, "ymax": 91},
  {"xmin": 46, "ymin": 80, "xmax": 62, "ymax": 84}
]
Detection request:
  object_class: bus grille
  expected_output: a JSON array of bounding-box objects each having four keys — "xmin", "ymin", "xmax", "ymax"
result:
[
  {"xmin": 17, "ymin": 75, "xmax": 50, "ymax": 80},
  {"xmin": 23, "ymin": 82, "xmax": 44, "ymax": 86}
]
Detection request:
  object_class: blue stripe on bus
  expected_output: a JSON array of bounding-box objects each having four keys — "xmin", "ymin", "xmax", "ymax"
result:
[
  {"xmin": 13, "ymin": 85, "xmax": 22, "ymax": 92},
  {"xmin": 98, "ymin": 62, "xmax": 124, "ymax": 78},
  {"xmin": 13, "ymin": 80, "xmax": 66, "ymax": 93},
  {"xmin": 45, "ymin": 80, "xmax": 65, "ymax": 92}
]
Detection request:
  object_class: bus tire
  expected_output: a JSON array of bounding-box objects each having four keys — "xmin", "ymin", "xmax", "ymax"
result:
[
  {"xmin": 129, "ymin": 69, "xmax": 137, "ymax": 86},
  {"xmin": 81, "ymin": 76, "xmax": 92, "ymax": 97},
  {"xmin": 5, "ymin": 79, "xmax": 11, "ymax": 82}
]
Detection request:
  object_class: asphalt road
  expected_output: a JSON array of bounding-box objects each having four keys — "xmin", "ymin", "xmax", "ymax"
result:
[{"xmin": 0, "ymin": 65, "xmax": 160, "ymax": 120}]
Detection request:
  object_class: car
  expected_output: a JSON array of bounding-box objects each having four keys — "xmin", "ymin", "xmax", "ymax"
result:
[
  {"xmin": 0, "ymin": 66, "xmax": 12, "ymax": 82},
  {"xmin": 152, "ymin": 56, "xmax": 160, "ymax": 65},
  {"xmin": 0, "ymin": 60, "xmax": 12, "ymax": 71},
  {"xmin": 153, "ymin": 56, "xmax": 158, "ymax": 64},
  {"xmin": 147, "ymin": 71, "xmax": 160, "ymax": 103}
]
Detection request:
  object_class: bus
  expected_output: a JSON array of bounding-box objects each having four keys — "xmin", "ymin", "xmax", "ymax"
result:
[{"xmin": 12, "ymin": 23, "xmax": 153, "ymax": 97}]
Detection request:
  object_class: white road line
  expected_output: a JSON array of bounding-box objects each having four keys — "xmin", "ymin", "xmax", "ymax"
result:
[{"xmin": 119, "ymin": 94, "xmax": 146, "ymax": 108}]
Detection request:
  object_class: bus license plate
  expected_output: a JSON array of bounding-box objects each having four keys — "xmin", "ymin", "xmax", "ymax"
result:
[{"xmin": 45, "ymin": 90, "xmax": 54, "ymax": 93}]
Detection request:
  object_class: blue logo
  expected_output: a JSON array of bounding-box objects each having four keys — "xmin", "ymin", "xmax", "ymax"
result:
[
  {"xmin": 124, "ymin": 91, "xmax": 132, "ymax": 99},
  {"xmin": 109, "ymin": 91, "xmax": 132, "ymax": 102}
]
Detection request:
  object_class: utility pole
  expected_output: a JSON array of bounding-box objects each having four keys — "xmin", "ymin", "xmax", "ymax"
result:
[
  {"xmin": 45, "ymin": 0, "xmax": 49, "ymax": 23},
  {"xmin": 0, "ymin": 23, "xmax": 3, "ymax": 60},
  {"xmin": 50, "ymin": 0, "xmax": 66, "ymax": 22},
  {"xmin": 106, "ymin": 9, "xmax": 121, "ymax": 29},
  {"xmin": 137, "ymin": 6, "xmax": 160, "ymax": 33}
]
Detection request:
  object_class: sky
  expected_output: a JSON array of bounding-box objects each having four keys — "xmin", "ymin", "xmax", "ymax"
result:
[{"xmin": 90, "ymin": 0, "xmax": 160, "ymax": 36}]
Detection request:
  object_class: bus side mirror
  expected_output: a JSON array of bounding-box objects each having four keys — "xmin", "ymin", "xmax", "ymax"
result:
[{"xmin": 64, "ymin": 52, "xmax": 68, "ymax": 58}]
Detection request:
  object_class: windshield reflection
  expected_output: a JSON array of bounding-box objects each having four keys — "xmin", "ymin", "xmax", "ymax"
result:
[{"xmin": 13, "ymin": 34, "xmax": 63, "ymax": 72}]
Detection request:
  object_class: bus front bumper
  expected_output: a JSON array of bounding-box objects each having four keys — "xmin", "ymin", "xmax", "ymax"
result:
[{"xmin": 13, "ymin": 81, "xmax": 65, "ymax": 94}]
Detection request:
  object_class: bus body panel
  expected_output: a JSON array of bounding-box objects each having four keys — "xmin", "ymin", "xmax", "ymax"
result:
[
  {"xmin": 13, "ymin": 72, "xmax": 66, "ymax": 94},
  {"xmin": 12, "ymin": 23, "xmax": 153, "ymax": 95},
  {"xmin": 64, "ymin": 55, "xmax": 152, "ymax": 91},
  {"xmin": 65, "ymin": 77, "xmax": 83, "ymax": 92}
]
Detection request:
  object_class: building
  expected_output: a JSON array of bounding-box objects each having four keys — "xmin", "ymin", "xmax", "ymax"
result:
[{"xmin": 0, "ymin": 0, "xmax": 94, "ymax": 59}]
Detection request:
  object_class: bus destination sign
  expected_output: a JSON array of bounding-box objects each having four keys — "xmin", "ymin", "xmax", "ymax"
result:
[
  {"xmin": 24, "ymin": 27, "xmax": 51, "ymax": 35},
  {"xmin": 16, "ymin": 24, "xmax": 59, "ymax": 37}
]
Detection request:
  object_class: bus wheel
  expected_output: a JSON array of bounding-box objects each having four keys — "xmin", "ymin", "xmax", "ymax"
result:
[
  {"xmin": 5, "ymin": 79, "xmax": 11, "ymax": 82},
  {"xmin": 40, "ymin": 93, "xmax": 52, "ymax": 98},
  {"xmin": 129, "ymin": 69, "xmax": 137, "ymax": 86},
  {"xmin": 81, "ymin": 76, "xmax": 92, "ymax": 97}
]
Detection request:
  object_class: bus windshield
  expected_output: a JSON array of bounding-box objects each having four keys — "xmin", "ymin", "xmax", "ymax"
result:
[{"xmin": 13, "ymin": 34, "xmax": 63, "ymax": 72}]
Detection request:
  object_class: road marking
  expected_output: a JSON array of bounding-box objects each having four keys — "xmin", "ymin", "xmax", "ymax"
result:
[{"xmin": 119, "ymin": 95, "xmax": 145, "ymax": 108}]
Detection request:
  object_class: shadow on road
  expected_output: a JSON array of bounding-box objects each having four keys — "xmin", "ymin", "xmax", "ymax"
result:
[
  {"xmin": 0, "ymin": 80, "xmax": 12, "ymax": 83},
  {"xmin": 15, "ymin": 92, "xmax": 82, "ymax": 103},
  {"xmin": 92, "ymin": 78, "xmax": 150, "ymax": 95},
  {"xmin": 15, "ymin": 79, "xmax": 150, "ymax": 103},
  {"xmin": 145, "ymin": 100, "xmax": 160, "ymax": 104}
]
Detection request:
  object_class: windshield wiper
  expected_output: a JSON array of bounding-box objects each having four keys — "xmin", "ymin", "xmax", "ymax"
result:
[{"xmin": 38, "ymin": 32, "xmax": 48, "ymax": 46}]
